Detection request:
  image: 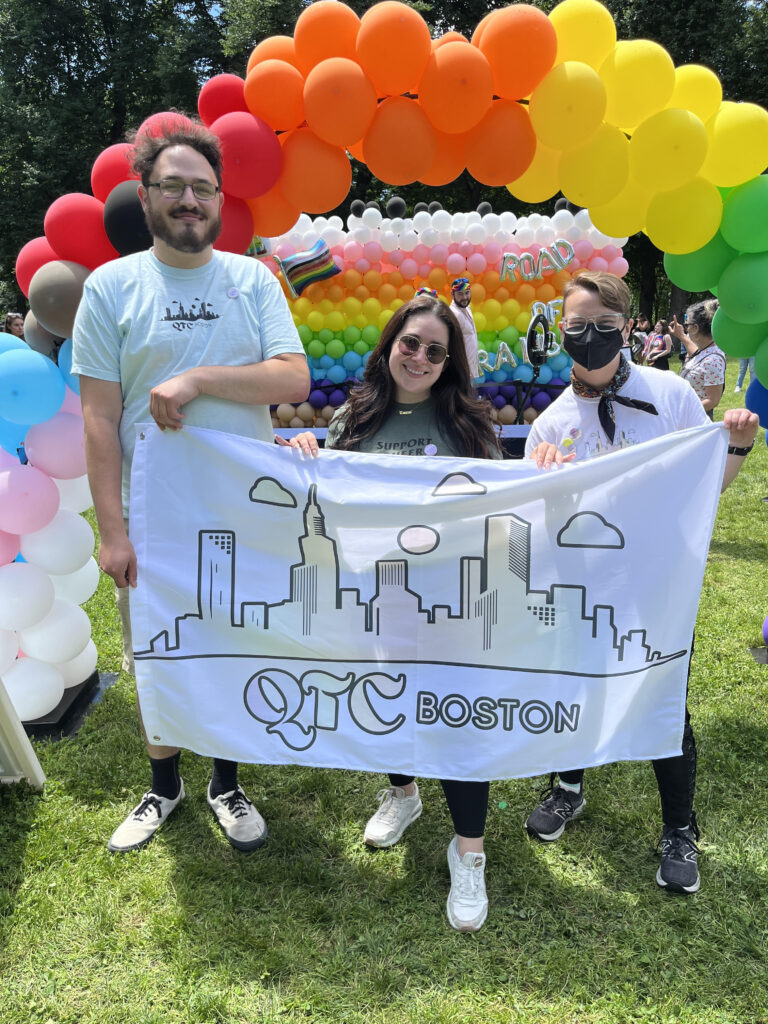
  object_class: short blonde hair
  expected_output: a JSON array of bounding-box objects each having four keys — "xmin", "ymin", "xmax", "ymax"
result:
[{"xmin": 563, "ymin": 271, "xmax": 631, "ymax": 318}]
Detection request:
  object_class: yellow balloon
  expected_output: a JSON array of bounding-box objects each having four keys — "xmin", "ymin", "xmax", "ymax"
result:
[
  {"xmin": 530, "ymin": 61, "xmax": 606, "ymax": 150},
  {"xmin": 306, "ymin": 310, "xmax": 324, "ymax": 332},
  {"xmin": 483, "ymin": 298, "xmax": 501, "ymax": 321},
  {"xmin": 325, "ymin": 310, "xmax": 345, "ymax": 332},
  {"xmin": 515, "ymin": 311, "xmax": 531, "ymax": 333},
  {"xmin": 378, "ymin": 309, "xmax": 393, "ymax": 329},
  {"xmin": 558, "ymin": 123, "xmax": 629, "ymax": 208},
  {"xmin": 549, "ymin": 0, "xmax": 616, "ymax": 71},
  {"xmin": 502, "ymin": 298, "xmax": 521, "ymax": 320},
  {"xmin": 291, "ymin": 313, "xmax": 301, "ymax": 327},
  {"xmin": 589, "ymin": 178, "xmax": 651, "ymax": 237},
  {"xmin": 629, "ymin": 108, "xmax": 707, "ymax": 191},
  {"xmin": 599, "ymin": 40, "xmax": 675, "ymax": 131},
  {"xmin": 668, "ymin": 65, "xmax": 722, "ymax": 123},
  {"xmin": 493, "ymin": 315, "xmax": 510, "ymax": 332},
  {"xmin": 506, "ymin": 140, "xmax": 561, "ymax": 203},
  {"xmin": 343, "ymin": 296, "xmax": 362, "ymax": 317},
  {"xmin": 318, "ymin": 299, "xmax": 334, "ymax": 314},
  {"xmin": 353, "ymin": 313, "xmax": 368, "ymax": 329},
  {"xmin": 473, "ymin": 311, "xmax": 487, "ymax": 332},
  {"xmin": 362, "ymin": 297, "xmax": 382, "ymax": 320},
  {"xmin": 293, "ymin": 297, "xmax": 312, "ymax": 319},
  {"xmin": 645, "ymin": 177, "xmax": 722, "ymax": 254},
  {"xmin": 700, "ymin": 102, "xmax": 768, "ymax": 187}
]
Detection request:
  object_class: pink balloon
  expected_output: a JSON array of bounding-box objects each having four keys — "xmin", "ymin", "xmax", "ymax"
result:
[
  {"xmin": 588, "ymin": 256, "xmax": 609, "ymax": 272},
  {"xmin": 448, "ymin": 243, "xmax": 460, "ymax": 254},
  {"xmin": 459, "ymin": 240, "xmax": 474, "ymax": 257},
  {"xmin": 275, "ymin": 243, "xmax": 294, "ymax": 258},
  {"xmin": 418, "ymin": 263, "xmax": 432, "ymax": 278},
  {"xmin": 363, "ymin": 241, "xmax": 383, "ymax": 262},
  {"xmin": 503, "ymin": 242, "xmax": 521, "ymax": 257},
  {"xmin": 608, "ymin": 256, "xmax": 629, "ymax": 277},
  {"xmin": 0, "ymin": 465, "xmax": 60, "ymax": 534},
  {"xmin": 24, "ymin": 413, "xmax": 86, "ymax": 480},
  {"xmin": 569, "ymin": 257, "xmax": 582, "ymax": 270},
  {"xmin": 467, "ymin": 253, "xmax": 487, "ymax": 274},
  {"xmin": 430, "ymin": 244, "xmax": 448, "ymax": 265},
  {"xmin": 601, "ymin": 244, "xmax": 620, "ymax": 261},
  {"xmin": 412, "ymin": 244, "xmax": 429, "ymax": 263},
  {"xmin": 400, "ymin": 258, "xmax": 419, "ymax": 279},
  {"xmin": 573, "ymin": 240, "xmax": 593, "ymax": 262},
  {"xmin": 445, "ymin": 252, "xmax": 466, "ymax": 274},
  {"xmin": 0, "ymin": 530, "xmax": 20, "ymax": 566},
  {"xmin": 0, "ymin": 450, "xmax": 17, "ymax": 472},
  {"xmin": 330, "ymin": 244, "xmax": 344, "ymax": 257},
  {"xmin": 354, "ymin": 258, "xmax": 370, "ymax": 273},
  {"xmin": 388, "ymin": 250, "xmax": 404, "ymax": 266},
  {"xmin": 344, "ymin": 241, "xmax": 364, "ymax": 261},
  {"xmin": 59, "ymin": 387, "xmax": 82, "ymax": 417}
]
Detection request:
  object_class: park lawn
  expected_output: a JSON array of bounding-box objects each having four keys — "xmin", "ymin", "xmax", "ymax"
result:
[{"xmin": 1, "ymin": 358, "xmax": 767, "ymax": 1024}]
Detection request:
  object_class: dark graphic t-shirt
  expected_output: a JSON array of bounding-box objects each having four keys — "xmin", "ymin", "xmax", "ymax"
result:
[{"xmin": 325, "ymin": 400, "xmax": 460, "ymax": 456}]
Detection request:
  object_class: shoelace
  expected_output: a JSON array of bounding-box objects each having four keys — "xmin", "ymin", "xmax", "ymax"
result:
[
  {"xmin": 221, "ymin": 789, "xmax": 250, "ymax": 819},
  {"xmin": 660, "ymin": 828, "xmax": 700, "ymax": 860},
  {"xmin": 454, "ymin": 853, "xmax": 484, "ymax": 902},
  {"xmin": 373, "ymin": 788, "xmax": 402, "ymax": 823},
  {"xmin": 132, "ymin": 795, "xmax": 164, "ymax": 821}
]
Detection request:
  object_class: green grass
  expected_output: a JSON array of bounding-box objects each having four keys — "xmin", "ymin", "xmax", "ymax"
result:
[{"xmin": 2, "ymin": 359, "xmax": 767, "ymax": 1024}]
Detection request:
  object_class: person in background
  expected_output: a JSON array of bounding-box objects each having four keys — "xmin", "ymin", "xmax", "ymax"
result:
[
  {"xmin": 672, "ymin": 300, "xmax": 726, "ymax": 419},
  {"xmin": 279, "ymin": 294, "xmax": 501, "ymax": 932},
  {"xmin": 644, "ymin": 319, "xmax": 672, "ymax": 371},
  {"xmin": 523, "ymin": 270, "xmax": 758, "ymax": 895},
  {"xmin": 449, "ymin": 277, "xmax": 479, "ymax": 381},
  {"xmin": 734, "ymin": 356, "xmax": 755, "ymax": 394},
  {"xmin": 3, "ymin": 312, "xmax": 25, "ymax": 339}
]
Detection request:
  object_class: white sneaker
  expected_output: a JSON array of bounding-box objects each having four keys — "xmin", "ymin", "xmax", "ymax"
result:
[
  {"xmin": 734, "ymin": 385, "xmax": 742, "ymax": 393},
  {"xmin": 364, "ymin": 784, "xmax": 422, "ymax": 847},
  {"xmin": 108, "ymin": 782, "xmax": 185, "ymax": 852},
  {"xmin": 446, "ymin": 836, "xmax": 488, "ymax": 932},
  {"xmin": 207, "ymin": 783, "xmax": 267, "ymax": 851}
]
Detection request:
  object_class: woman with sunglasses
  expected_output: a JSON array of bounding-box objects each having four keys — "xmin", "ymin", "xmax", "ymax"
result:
[{"xmin": 280, "ymin": 292, "xmax": 501, "ymax": 931}]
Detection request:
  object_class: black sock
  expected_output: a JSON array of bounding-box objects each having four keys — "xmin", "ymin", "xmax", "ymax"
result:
[
  {"xmin": 150, "ymin": 752, "xmax": 181, "ymax": 800},
  {"xmin": 209, "ymin": 758, "xmax": 238, "ymax": 798}
]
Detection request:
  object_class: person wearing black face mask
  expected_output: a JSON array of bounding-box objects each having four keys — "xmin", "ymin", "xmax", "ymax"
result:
[{"xmin": 521, "ymin": 271, "xmax": 758, "ymax": 897}]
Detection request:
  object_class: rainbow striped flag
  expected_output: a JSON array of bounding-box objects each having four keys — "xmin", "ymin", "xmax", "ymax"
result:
[{"xmin": 273, "ymin": 239, "xmax": 341, "ymax": 298}]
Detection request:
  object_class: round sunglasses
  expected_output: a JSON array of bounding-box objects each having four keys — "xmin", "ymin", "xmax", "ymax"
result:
[{"xmin": 397, "ymin": 334, "xmax": 450, "ymax": 365}]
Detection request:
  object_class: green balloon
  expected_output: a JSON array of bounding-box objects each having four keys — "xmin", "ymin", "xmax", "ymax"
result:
[
  {"xmin": 353, "ymin": 340, "xmax": 369, "ymax": 355},
  {"xmin": 499, "ymin": 325, "xmax": 520, "ymax": 345},
  {"xmin": 297, "ymin": 324, "xmax": 313, "ymax": 344},
  {"xmin": 344, "ymin": 325, "xmax": 361, "ymax": 344},
  {"xmin": 721, "ymin": 177, "xmax": 768, "ymax": 253},
  {"xmin": 754, "ymin": 336, "xmax": 768, "ymax": 389},
  {"xmin": 325, "ymin": 338, "xmax": 345, "ymax": 359},
  {"xmin": 663, "ymin": 232, "xmax": 737, "ymax": 291},
  {"xmin": 318, "ymin": 328, "xmax": 334, "ymax": 344},
  {"xmin": 361, "ymin": 325, "xmax": 380, "ymax": 345},
  {"xmin": 307, "ymin": 339, "xmax": 325, "ymax": 359},
  {"xmin": 718, "ymin": 252, "xmax": 768, "ymax": 324},
  {"xmin": 512, "ymin": 339, "xmax": 523, "ymax": 358},
  {"xmin": 712, "ymin": 308, "xmax": 768, "ymax": 357}
]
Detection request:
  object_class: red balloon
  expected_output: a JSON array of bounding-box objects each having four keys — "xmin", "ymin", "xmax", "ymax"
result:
[
  {"xmin": 90, "ymin": 143, "xmax": 138, "ymax": 202},
  {"xmin": 135, "ymin": 110, "xmax": 195, "ymax": 140},
  {"xmin": 44, "ymin": 194, "xmax": 119, "ymax": 271},
  {"xmin": 211, "ymin": 112, "xmax": 283, "ymax": 199},
  {"xmin": 213, "ymin": 194, "xmax": 256, "ymax": 254},
  {"xmin": 198, "ymin": 74, "xmax": 249, "ymax": 126},
  {"xmin": 15, "ymin": 236, "xmax": 59, "ymax": 297}
]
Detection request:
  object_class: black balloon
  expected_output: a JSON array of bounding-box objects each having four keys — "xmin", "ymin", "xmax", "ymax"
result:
[
  {"xmin": 414, "ymin": 201, "xmax": 428, "ymax": 213},
  {"xmin": 103, "ymin": 180, "xmax": 152, "ymax": 255},
  {"xmin": 365, "ymin": 200, "xmax": 382, "ymax": 211},
  {"xmin": 385, "ymin": 196, "xmax": 407, "ymax": 217},
  {"xmin": 350, "ymin": 199, "xmax": 366, "ymax": 216},
  {"xmin": 477, "ymin": 201, "xmax": 493, "ymax": 216},
  {"xmin": 428, "ymin": 201, "xmax": 442, "ymax": 213},
  {"xmin": 554, "ymin": 197, "xmax": 568, "ymax": 211}
]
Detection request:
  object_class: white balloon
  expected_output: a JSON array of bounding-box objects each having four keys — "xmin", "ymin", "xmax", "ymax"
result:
[
  {"xmin": 389, "ymin": 217, "xmax": 405, "ymax": 235},
  {"xmin": 301, "ymin": 231, "xmax": 320, "ymax": 249},
  {"xmin": 313, "ymin": 216, "xmax": 328, "ymax": 233},
  {"xmin": 379, "ymin": 230, "xmax": 397, "ymax": 250},
  {"xmin": 420, "ymin": 227, "xmax": 439, "ymax": 247},
  {"xmin": 466, "ymin": 211, "xmax": 482, "ymax": 225},
  {"xmin": 467, "ymin": 223, "xmax": 487, "ymax": 245},
  {"xmin": 587, "ymin": 226, "xmax": 611, "ymax": 248},
  {"xmin": 452, "ymin": 212, "xmax": 467, "ymax": 229},
  {"xmin": 53, "ymin": 473, "xmax": 93, "ymax": 514},
  {"xmin": 432, "ymin": 210, "xmax": 452, "ymax": 232},
  {"xmin": 55, "ymin": 639, "xmax": 98, "ymax": 687},
  {"xmin": 20, "ymin": 509, "xmax": 94, "ymax": 575},
  {"xmin": 0, "ymin": 628, "xmax": 18, "ymax": 676},
  {"xmin": 412, "ymin": 210, "xmax": 431, "ymax": 232},
  {"xmin": 2, "ymin": 658, "xmax": 65, "ymax": 721},
  {"xmin": 499, "ymin": 211, "xmax": 518, "ymax": 232},
  {"xmin": 450, "ymin": 228, "xmax": 465, "ymax": 244},
  {"xmin": 565, "ymin": 224, "xmax": 583, "ymax": 242},
  {"xmin": 612, "ymin": 236, "xmax": 629, "ymax": 247},
  {"xmin": 361, "ymin": 207, "xmax": 382, "ymax": 228},
  {"xmin": 574, "ymin": 208, "xmax": 593, "ymax": 230},
  {"xmin": 482, "ymin": 213, "xmax": 501, "ymax": 233},
  {"xmin": 552, "ymin": 209, "xmax": 575, "ymax": 232},
  {"xmin": 516, "ymin": 227, "xmax": 535, "ymax": 248},
  {"xmin": 351, "ymin": 227, "xmax": 371, "ymax": 244},
  {"xmin": 18, "ymin": 598, "xmax": 92, "ymax": 664},
  {"xmin": 0, "ymin": 563, "xmax": 55, "ymax": 631},
  {"xmin": 50, "ymin": 556, "xmax": 99, "ymax": 605},
  {"xmin": 536, "ymin": 226, "xmax": 556, "ymax": 246},
  {"xmin": 287, "ymin": 231, "xmax": 303, "ymax": 249},
  {"xmin": 528, "ymin": 213, "xmax": 543, "ymax": 230},
  {"xmin": 399, "ymin": 230, "xmax": 418, "ymax": 251},
  {"xmin": 327, "ymin": 215, "xmax": 343, "ymax": 230},
  {"xmin": 296, "ymin": 213, "xmax": 312, "ymax": 231}
]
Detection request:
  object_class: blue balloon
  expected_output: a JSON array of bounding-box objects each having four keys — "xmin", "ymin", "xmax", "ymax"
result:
[
  {"xmin": 746, "ymin": 378, "xmax": 768, "ymax": 428},
  {"xmin": 0, "ymin": 349, "xmax": 65, "ymax": 425},
  {"xmin": 319, "ymin": 355, "xmax": 335, "ymax": 369},
  {"xmin": 491, "ymin": 370, "xmax": 508, "ymax": 382},
  {"xmin": 310, "ymin": 366, "xmax": 325, "ymax": 380},
  {"xmin": 342, "ymin": 351, "xmax": 362, "ymax": 371},
  {"xmin": 362, "ymin": 351, "xmax": 371, "ymax": 364},
  {"xmin": 57, "ymin": 338, "xmax": 80, "ymax": 395},
  {"xmin": 548, "ymin": 352, "xmax": 569, "ymax": 372},
  {"xmin": 327, "ymin": 364, "xmax": 347, "ymax": 384},
  {"xmin": 513, "ymin": 364, "xmax": 535, "ymax": 382},
  {"xmin": 0, "ymin": 336, "xmax": 27, "ymax": 357},
  {"xmin": 355, "ymin": 366, "xmax": 366, "ymax": 380},
  {"xmin": 537, "ymin": 364, "xmax": 553, "ymax": 384},
  {"xmin": 0, "ymin": 415, "xmax": 29, "ymax": 456}
]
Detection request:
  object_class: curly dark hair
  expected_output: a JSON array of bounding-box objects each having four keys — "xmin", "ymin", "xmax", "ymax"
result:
[
  {"xmin": 129, "ymin": 113, "xmax": 222, "ymax": 188},
  {"xmin": 685, "ymin": 298, "xmax": 718, "ymax": 338},
  {"xmin": 330, "ymin": 295, "xmax": 501, "ymax": 459}
]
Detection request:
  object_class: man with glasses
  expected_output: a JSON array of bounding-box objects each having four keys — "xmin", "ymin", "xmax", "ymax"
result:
[
  {"xmin": 522, "ymin": 270, "xmax": 757, "ymax": 894},
  {"xmin": 71, "ymin": 121, "xmax": 309, "ymax": 854}
]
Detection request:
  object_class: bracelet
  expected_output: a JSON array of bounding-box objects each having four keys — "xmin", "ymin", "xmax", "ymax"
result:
[{"xmin": 727, "ymin": 442, "xmax": 754, "ymax": 457}]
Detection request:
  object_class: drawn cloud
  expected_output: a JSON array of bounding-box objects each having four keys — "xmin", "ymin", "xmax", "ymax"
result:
[
  {"xmin": 557, "ymin": 512, "xmax": 625, "ymax": 549},
  {"xmin": 249, "ymin": 477, "xmax": 297, "ymax": 508},
  {"xmin": 398, "ymin": 525, "xmax": 439, "ymax": 555},
  {"xmin": 432, "ymin": 472, "xmax": 487, "ymax": 497}
]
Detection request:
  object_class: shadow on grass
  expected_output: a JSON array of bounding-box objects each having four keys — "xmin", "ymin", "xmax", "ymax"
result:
[
  {"xmin": 707, "ymin": 537, "xmax": 768, "ymax": 564},
  {"xmin": 0, "ymin": 782, "xmax": 42, "ymax": 949}
]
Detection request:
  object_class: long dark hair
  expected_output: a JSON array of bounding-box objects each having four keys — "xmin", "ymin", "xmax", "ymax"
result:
[{"xmin": 331, "ymin": 294, "xmax": 500, "ymax": 459}]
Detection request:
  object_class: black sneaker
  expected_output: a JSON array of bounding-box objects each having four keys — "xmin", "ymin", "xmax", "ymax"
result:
[
  {"xmin": 525, "ymin": 774, "xmax": 585, "ymax": 841},
  {"xmin": 656, "ymin": 821, "xmax": 700, "ymax": 894}
]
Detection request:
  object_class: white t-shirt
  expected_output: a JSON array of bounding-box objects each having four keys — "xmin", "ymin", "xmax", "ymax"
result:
[
  {"xmin": 71, "ymin": 249, "xmax": 305, "ymax": 514},
  {"xmin": 450, "ymin": 301, "xmax": 480, "ymax": 379},
  {"xmin": 525, "ymin": 362, "xmax": 709, "ymax": 461}
]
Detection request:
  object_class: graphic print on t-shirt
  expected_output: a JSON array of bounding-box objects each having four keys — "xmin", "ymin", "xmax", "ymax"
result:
[
  {"xmin": 559, "ymin": 426, "xmax": 640, "ymax": 461},
  {"xmin": 161, "ymin": 297, "xmax": 221, "ymax": 330}
]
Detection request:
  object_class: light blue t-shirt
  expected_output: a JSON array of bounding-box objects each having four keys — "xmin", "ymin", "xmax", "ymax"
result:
[{"xmin": 71, "ymin": 249, "xmax": 305, "ymax": 514}]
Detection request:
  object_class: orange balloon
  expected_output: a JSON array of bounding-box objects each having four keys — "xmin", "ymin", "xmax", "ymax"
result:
[
  {"xmin": 465, "ymin": 101, "xmax": 536, "ymax": 187},
  {"xmin": 327, "ymin": 283, "xmax": 345, "ymax": 302},
  {"xmin": 536, "ymin": 283, "xmax": 557, "ymax": 302},
  {"xmin": 363, "ymin": 97, "xmax": 436, "ymax": 185},
  {"xmin": 433, "ymin": 32, "xmax": 469, "ymax": 50},
  {"xmin": 427, "ymin": 267, "xmax": 448, "ymax": 289},
  {"xmin": 495, "ymin": 287, "xmax": 510, "ymax": 303},
  {"xmin": 518, "ymin": 283, "xmax": 536, "ymax": 306},
  {"xmin": 471, "ymin": 283, "xmax": 486, "ymax": 303},
  {"xmin": 246, "ymin": 185, "xmax": 300, "ymax": 237},
  {"xmin": 356, "ymin": 1, "xmax": 432, "ymax": 97},
  {"xmin": 279, "ymin": 128, "xmax": 352, "ymax": 213},
  {"xmin": 354, "ymin": 285, "xmax": 370, "ymax": 301},
  {"xmin": 471, "ymin": 12, "xmax": 495, "ymax": 49},
  {"xmin": 294, "ymin": 0, "xmax": 361, "ymax": 73},
  {"xmin": 305, "ymin": 283, "xmax": 325, "ymax": 304},
  {"xmin": 484, "ymin": 271, "xmax": 501, "ymax": 291},
  {"xmin": 304, "ymin": 58, "xmax": 378, "ymax": 147},
  {"xmin": 388, "ymin": 270, "xmax": 404, "ymax": 286},
  {"xmin": 418, "ymin": 42, "xmax": 493, "ymax": 134},
  {"xmin": 379, "ymin": 282, "xmax": 397, "ymax": 303},
  {"xmin": 477, "ymin": 5, "xmax": 557, "ymax": 100},
  {"xmin": 247, "ymin": 36, "xmax": 299, "ymax": 74},
  {"xmin": 420, "ymin": 130, "xmax": 466, "ymax": 186},
  {"xmin": 347, "ymin": 138, "xmax": 365, "ymax": 162},
  {"xmin": 398, "ymin": 283, "xmax": 415, "ymax": 301},
  {"xmin": 344, "ymin": 269, "xmax": 362, "ymax": 289},
  {"xmin": 364, "ymin": 269, "xmax": 382, "ymax": 290},
  {"xmin": 244, "ymin": 61, "xmax": 305, "ymax": 132}
]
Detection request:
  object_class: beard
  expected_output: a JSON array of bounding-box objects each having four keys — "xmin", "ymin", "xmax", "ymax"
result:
[{"xmin": 144, "ymin": 202, "xmax": 222, "ymax": 254}]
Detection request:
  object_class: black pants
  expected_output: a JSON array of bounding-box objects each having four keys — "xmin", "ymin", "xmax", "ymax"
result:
[{"xmin": 389, "ymin": 774, "xmax": 489, "ymax": 839}]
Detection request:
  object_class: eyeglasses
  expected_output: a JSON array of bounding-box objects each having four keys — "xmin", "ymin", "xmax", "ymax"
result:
[
  {"xmin": 397, "ymin": 334, "xmax": 450, "ymax": 365},
  {"xmin": 147, "ymin": 178, "xmax": 220, "ymax": 201},
  {"xmin": 560, "ymin": 314, "xmax": 626, "ymax": 336}
]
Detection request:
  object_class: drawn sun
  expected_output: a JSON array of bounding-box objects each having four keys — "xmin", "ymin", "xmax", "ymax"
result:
[{"xmin": 397, "ymin": 525, "xmax": 439, "ymax": 555}]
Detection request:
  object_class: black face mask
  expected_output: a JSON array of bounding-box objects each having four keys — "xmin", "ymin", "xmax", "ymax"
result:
[{"xmin": 563, "ymin": 325, "xmax": 624, "ymax": 371}]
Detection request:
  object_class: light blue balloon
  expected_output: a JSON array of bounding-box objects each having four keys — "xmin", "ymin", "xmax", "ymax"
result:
[
  {"xmin": 0, "ymin": 336, "xmax": 27, "ymax": 357},
  {"xmin": 513, "ymin": 364, "xmax": 534, "ymax": 382},
  {"xmin": 342, "ymin": 351, "xmax": 362, "ymax": 371},
  {"xmin": 0, "ymin": 415, "xmax": 29, "ymax": 455},
  {"xmin": 327, "ymin": 364, "xmax": 346, "ymax": 384},
  {"xmin": 362, "ymin": 351, "xmax": 371, "ymax": 364},
  {"xmin": 491, "ymin": 370, "xmax": 507, "ymax": 382},
  {"xmin": 0, "ymin": 349, "xmax": 65, "ymax": 424},
  {"xmin": 355, "ymin": 366, "xmax": 366, "ymax": 380},
  {"xmin": 319, "ymin": 355, "xmax": 335, "ymax": 369},
  {"xmin": 537, "ymin": 364, "xmax": 553, "ymax": 384},
  {"xmin": 310, "ymin": 367, "xmax": 326, "ymax": 380},
  {"xmin": 548, "ymin": 352, "xmax": 569, "ymax": 372},
  {"xmin": 57, "ymin": 338, "xmax": 80, "ymax": 395}
]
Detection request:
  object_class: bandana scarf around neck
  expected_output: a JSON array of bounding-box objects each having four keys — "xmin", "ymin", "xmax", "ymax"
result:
[{"xmin": 570, "ymin": 357, "xmax": 659, "ymax": 443}]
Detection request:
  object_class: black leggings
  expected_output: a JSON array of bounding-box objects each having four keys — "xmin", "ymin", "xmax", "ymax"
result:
[{"xmin": 389, "ymin": 774, "xmax": 489, "ymax": 838}]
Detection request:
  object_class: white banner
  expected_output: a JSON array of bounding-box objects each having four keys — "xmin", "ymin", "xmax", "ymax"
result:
[{"xmin": 130, "ymin": 422, "xmax": 727, "ymax": 781}]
